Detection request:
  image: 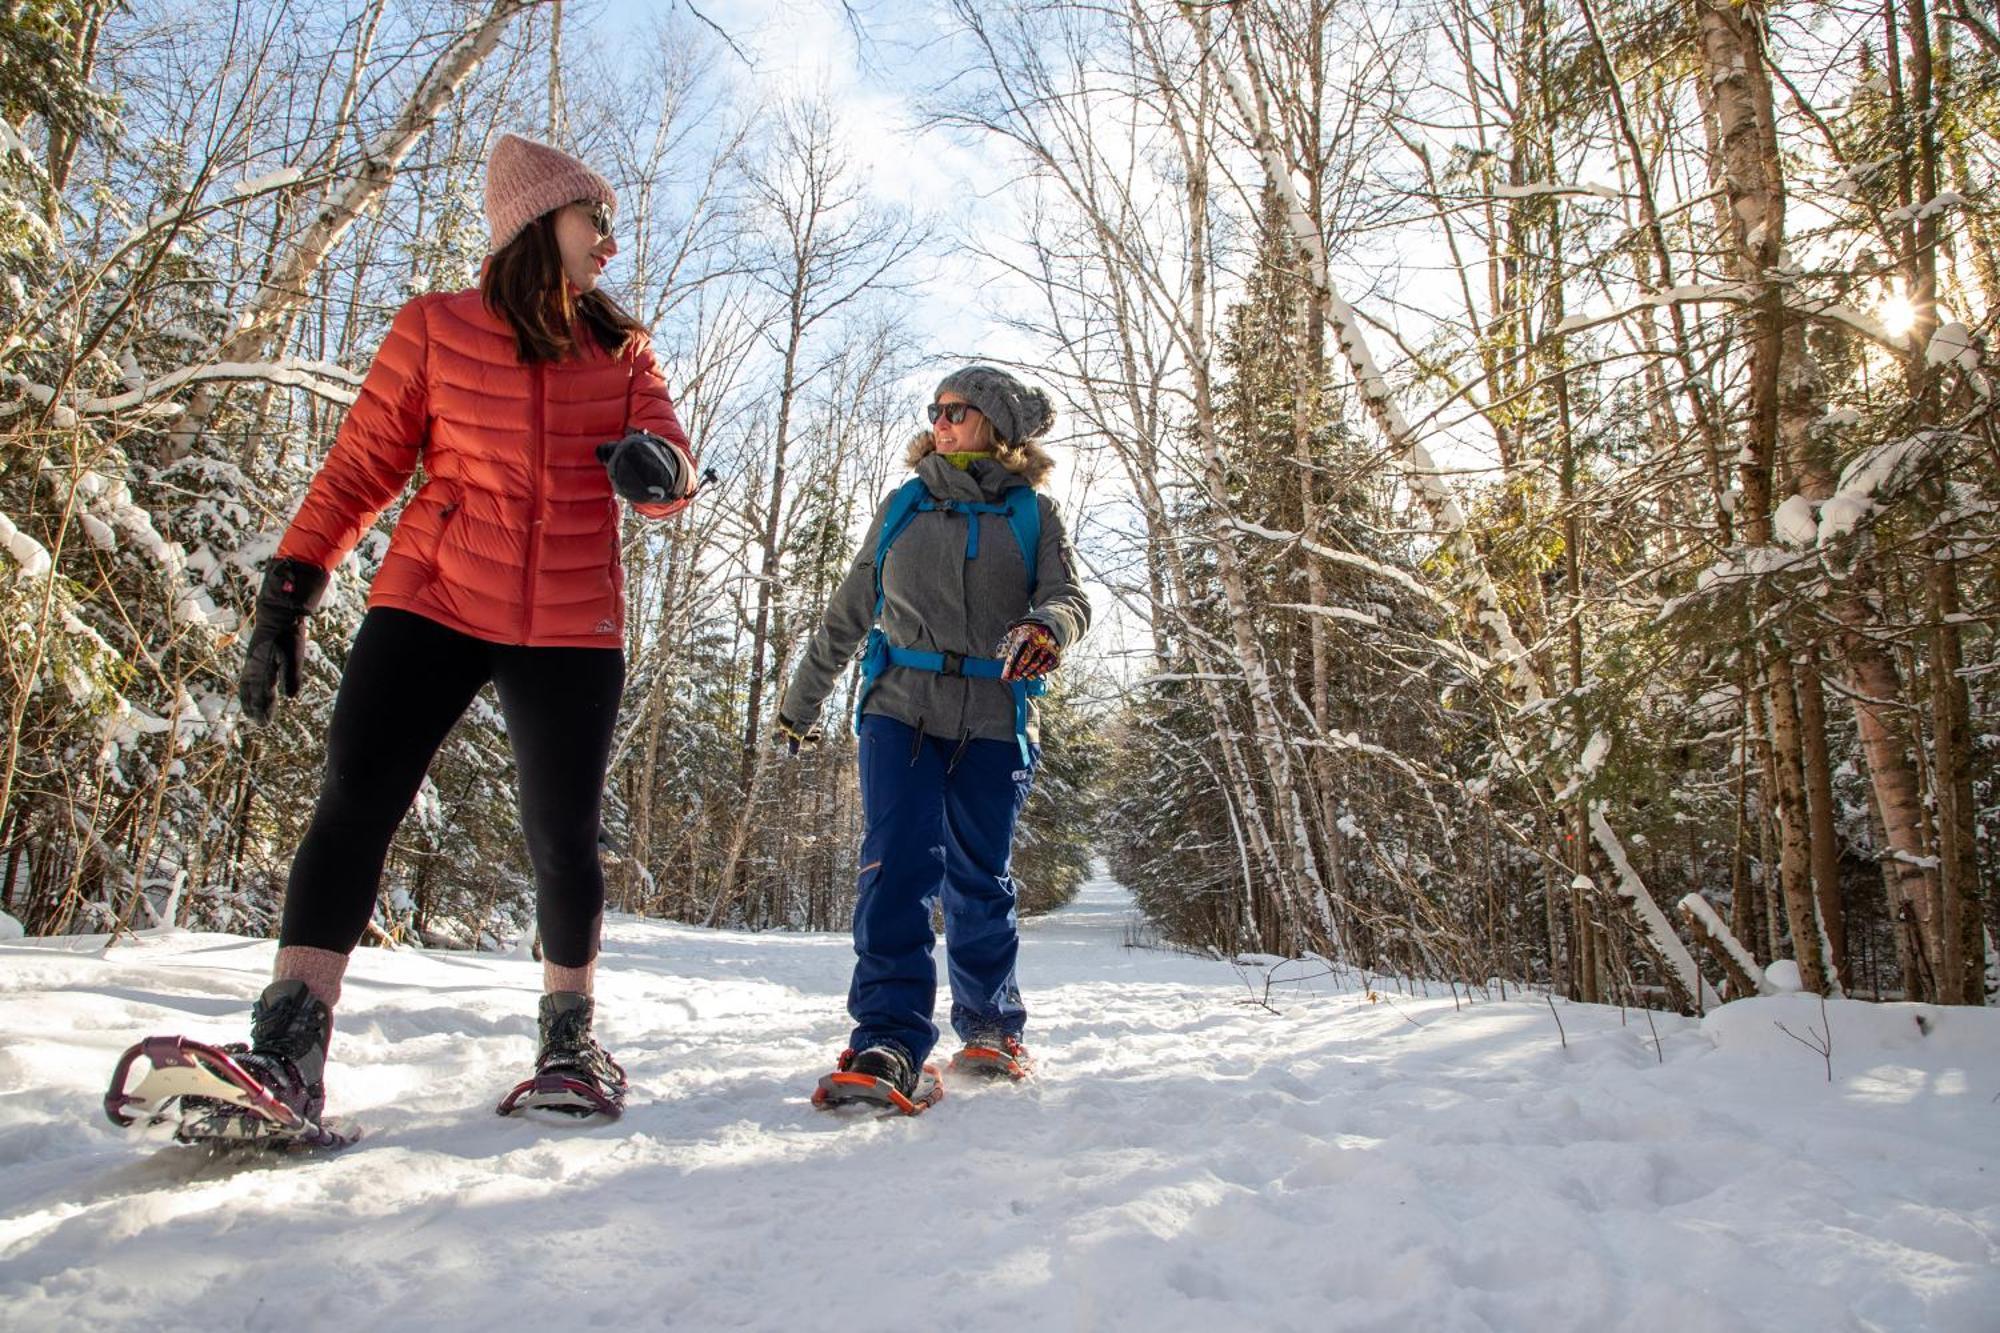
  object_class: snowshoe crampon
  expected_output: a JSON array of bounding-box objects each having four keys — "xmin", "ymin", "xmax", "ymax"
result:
[
  {"xmin": 949, "ymin": 1036, "xmax": 1034, "ymax": 1082},
  {"xmin": 495, "ymin": 1071, "xmax": 625, "ymax": 1120},
  {"xmin": 103, "ymin": 1036, "xmax": 357, "ymax": 1151},
  {"xmin": 812, "ymin": 1049, "xmax": 944, "ymax": 1117}
]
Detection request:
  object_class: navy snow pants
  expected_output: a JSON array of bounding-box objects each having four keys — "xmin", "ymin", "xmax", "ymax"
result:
[{"xmin": 848, "ymin": 714, "xmax": 1037, "ymax": 1067}]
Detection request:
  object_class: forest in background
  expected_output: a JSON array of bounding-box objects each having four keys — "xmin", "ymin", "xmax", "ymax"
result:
[{"xmin": 0, "ymin": 0, "xmax": 1992, "ymax": 1012}]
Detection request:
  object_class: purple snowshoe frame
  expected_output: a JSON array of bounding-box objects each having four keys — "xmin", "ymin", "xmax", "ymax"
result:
[
  {"xmin": 103, "ymin": 1035, "xmax": 355, "ymax": 1150},
  {"xmin": 495, "ymin": 1071, "xmax": 624, "ymax": 1120}
]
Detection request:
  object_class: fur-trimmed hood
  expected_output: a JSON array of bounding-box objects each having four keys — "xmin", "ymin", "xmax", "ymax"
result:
[{"xmin": 904, "ymin": 430, "xmax": 1057, "ymax": 487}]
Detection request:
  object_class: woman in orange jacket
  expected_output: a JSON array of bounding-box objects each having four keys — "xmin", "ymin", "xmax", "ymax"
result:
[{"xmin": 213, "ymin": 134, "xmax": 696, "ymax": 1135}]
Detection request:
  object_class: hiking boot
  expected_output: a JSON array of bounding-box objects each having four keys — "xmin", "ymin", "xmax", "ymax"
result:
[
  {"xmin": 494, "ymin": 992, "xmax": 628, "ymax": 1118},
  {"xmin": 846, "ymin": 1044, "xmax": 918, "ymax": 1097},
  {"xmin": 951, "ymin": 1030, "xmax": 1032, "ymax": 1080},
  {"xmin": 813, "ymin": 1042, "xmax": 943, "ymax": 1114},
  {"xmin": 535, "ymin": 992, "xmax": 628, "ymax": 1099},
  {"xmin": 210, "ymin": 979, "xmax": 332, "ymax": 1125}
]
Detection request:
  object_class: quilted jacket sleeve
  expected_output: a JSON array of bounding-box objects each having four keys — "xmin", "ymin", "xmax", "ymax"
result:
[
  {"xmin": 778, "ymin": 493, "xmax": 891, "ymax": 731},
  {"xmin": 1020, "ymin": 494, "xmax": 1092, "ymax": 647},
  {"xmin": 625, "ymin": 336, "xmax": 697, "ymax": 520},
  {"xmin": 275, "ymin": 298, "xmax": 431, "ymax": 570}
]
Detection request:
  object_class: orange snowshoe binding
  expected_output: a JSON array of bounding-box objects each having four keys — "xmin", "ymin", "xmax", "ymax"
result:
[
  {"xmin": 813, "ymin": 1045, "xmax": 943, "ymax": 1116},
  {"xmin": 949, "ymin": 1031, "xmax": 1033, "ymax": 1081}
]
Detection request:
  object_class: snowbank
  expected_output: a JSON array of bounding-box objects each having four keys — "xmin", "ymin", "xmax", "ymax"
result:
[{"xmin": 1703, "ymin": 992, "xmax": 1998, "ymax": 1072}]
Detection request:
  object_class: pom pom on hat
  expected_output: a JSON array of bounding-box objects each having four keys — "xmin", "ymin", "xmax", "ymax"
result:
[
  {"xmin": 934, "ymin": 365, "xmax": 1055, "ymax": 446},
  {"xmin": 484, "ymin": 132, "xmax": 617, "ymax": 253}
]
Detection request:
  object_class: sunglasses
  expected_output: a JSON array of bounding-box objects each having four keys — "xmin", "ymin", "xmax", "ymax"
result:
[
  {"xmin": 577, "ymin": 200, "xmax": 614, "ymax": 242},
  {"xmin": 927, "ymin": 401, "xmax": 979, "ymax": 425}
]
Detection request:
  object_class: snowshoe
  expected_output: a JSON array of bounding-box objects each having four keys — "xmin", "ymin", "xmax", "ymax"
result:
[
  {"xmin": 949, "ymin": 1032, "xmax": 1034, "ymax": 1081},
  {"xmin": 105, "ymin": 980, "xmax": 355, "ymax": 1151},
  {"xmin": 496, "ymin": 992, "xmax": 628, "ymax": 1120},
  {"xmin": 812, "ymin": 1045, "xmax": 943, "ymax": 1116}
]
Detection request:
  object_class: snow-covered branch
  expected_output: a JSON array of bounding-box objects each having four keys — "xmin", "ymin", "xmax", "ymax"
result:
[
  {"xmin": 0, "ymin": 509, "xmax": 53, "ymax": 577},
  {"xmin": 1592, "ymin": 808, "xmax": 1720, "ymax": 1010},
  {"xmin": 1224, "ymin": 517, "xmax": 1448, "ymax": 607},
  {"xmin": 1678, "ymin": 893, "xmax": 1772, "ymax": 998},
  {"xmin": 1488, "ymin": 180, "xmax": 1623, "ymax": 201},
  {"xmin": 78, "ymin": 359, "xmax": 362, "ymax": 414},
  {"xmin": 1270, "ymin": 602, "xmax": 1382, "ymax": 628},
  {"xmin": 2, "ymin": 359, "xmax": 363, "ymax": 424}
]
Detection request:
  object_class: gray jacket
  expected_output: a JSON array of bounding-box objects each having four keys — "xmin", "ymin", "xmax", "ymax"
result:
[{"xmin": 781, "ymin": 453, "xmax": 1092, "ymax": 746}]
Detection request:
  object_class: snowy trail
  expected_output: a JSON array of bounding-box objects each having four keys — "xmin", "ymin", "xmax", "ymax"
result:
[{"xmin": 2, "ymin": 870, "xmax": 1996, "ymax": 1331}]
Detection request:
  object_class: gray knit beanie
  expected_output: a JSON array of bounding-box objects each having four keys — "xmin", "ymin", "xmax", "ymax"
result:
[{"xmin": 935, "ymin": 365, "xmax": 1055, "ymax": 446}]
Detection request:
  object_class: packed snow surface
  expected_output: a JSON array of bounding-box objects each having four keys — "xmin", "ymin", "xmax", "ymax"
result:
[{"xmin": 2, "ymin": 871, "xmax": 1996, "ymax": 1331}]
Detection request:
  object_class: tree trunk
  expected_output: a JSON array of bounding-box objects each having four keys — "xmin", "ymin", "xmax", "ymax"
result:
[
  {"xmin": 1795, "ymin": 647, "xmax": 1847, "ymax": 987},
  {"xmin": 1928, "ymin": 545, "xmax": 1981, "ymax": 1003},
  {"xmin": 1730, "ymin": 716, "xmax": 1760, "ymax": 961},
  {"xmin": 1697, "ymin": 0, "xmax": 1830, "ymax": 993}
]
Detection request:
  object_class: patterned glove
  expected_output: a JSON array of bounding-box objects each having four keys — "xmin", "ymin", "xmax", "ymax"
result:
[
  {"xmin": 595, "ymin": 430, "xmax": 695, "ymax": 504},
  {"xmin": 238, "ymin": 558, "xmax": 329, "ymax": 724},
  {"xmin": 997, "ymin": 620, "xmax": 1061, "ymax": 682},
  {"xmin": 773, "ymin": 713, "xmax": 822, "ymax": 756}
]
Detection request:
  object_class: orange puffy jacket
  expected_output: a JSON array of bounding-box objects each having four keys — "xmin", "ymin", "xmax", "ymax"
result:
[{"xmin": 277, "ymin": 288, "xmax": 692, "ymax": 648}]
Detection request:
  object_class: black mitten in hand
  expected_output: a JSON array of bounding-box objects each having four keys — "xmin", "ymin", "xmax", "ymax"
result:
[
  {"xmin": 238, "ymin": 558, "xmax": 329, "ymax": 724},
  {"xmin": 596, "ymin": 430, "xmax": 695, "ymax": 504}
]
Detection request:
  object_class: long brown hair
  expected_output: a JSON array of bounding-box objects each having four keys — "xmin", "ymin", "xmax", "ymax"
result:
[{"xmin": 480, "ymin": 210, "xmax": 645, "ymax": 364}]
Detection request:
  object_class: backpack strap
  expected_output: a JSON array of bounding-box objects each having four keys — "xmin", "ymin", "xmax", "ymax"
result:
[
  {"xmin": 1001, "ymin": 484, "xmax": 1040, "ymax": 590},
  {"xmin": 870, "ymin": 477, "xmax": 932, "ymax": 618},
  {"xmin": 853, "ymin": 478, "xmax": 1046, "ymax": 764}
]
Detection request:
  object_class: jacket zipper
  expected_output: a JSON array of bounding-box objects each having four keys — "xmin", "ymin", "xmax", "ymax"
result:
[
  {"xmin": 524, "ymin": 360, "xmax": 546, "ymax": 641},
  {"xmin": 960, "ymin": 506, "xmax": 975, "ymax": 731}
]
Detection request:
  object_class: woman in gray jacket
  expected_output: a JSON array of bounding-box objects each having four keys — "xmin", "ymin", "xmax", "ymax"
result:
[{"xmin": 775, "ymin": 365, "xmax": 1091, "ymax": 1114}]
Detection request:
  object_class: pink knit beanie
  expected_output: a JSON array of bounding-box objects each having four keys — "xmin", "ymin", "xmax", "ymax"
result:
[{"xmin": 484, "ymin": 132, "xmax": 617, "ymax": 253}]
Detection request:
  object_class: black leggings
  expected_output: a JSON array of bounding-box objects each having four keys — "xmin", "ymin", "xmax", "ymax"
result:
[{"xmin": 279, "ymin": 608, "xmax": 625, "ymax": 967}]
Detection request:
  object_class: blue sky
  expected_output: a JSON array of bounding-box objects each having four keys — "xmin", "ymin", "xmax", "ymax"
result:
[
  {"xmin": 582, "ymin": 0, "xmax": 1145, "ymax": 669},
  {"xmin": 586, "ymin": 0, "xmax": 1098, "ymax": 444}
]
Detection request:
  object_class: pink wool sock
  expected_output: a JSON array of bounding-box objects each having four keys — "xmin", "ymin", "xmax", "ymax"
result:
[
  {"xmin": 543, "ymin": 958, "xmax": 596, "ymax": 996},
  {"xmin": 273, "ymin": 945, "xmax": 348, "ymax": 1012}
]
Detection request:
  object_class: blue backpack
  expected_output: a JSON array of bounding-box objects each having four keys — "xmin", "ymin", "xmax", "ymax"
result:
[{"xmin": 853, "ymin": 475, "xmax": 1045, "ymax": 764}]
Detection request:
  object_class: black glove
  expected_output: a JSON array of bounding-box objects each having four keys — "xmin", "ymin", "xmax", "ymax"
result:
[
  {"xmin": 238, "ymin": 558, "xmax": 328, "ymax": 724},
  {"xmin": 773, "ymin": 713, "xmax": 822, "ymax": 756},
  {"xmin": 596, "ymin": 430, "xmax": 695, "ymax": 504}
]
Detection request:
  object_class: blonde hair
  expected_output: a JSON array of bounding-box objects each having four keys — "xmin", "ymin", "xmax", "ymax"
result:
[{"xmin": 905, "ymin": 417, "xmax": 1056, "ymax": 487}]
